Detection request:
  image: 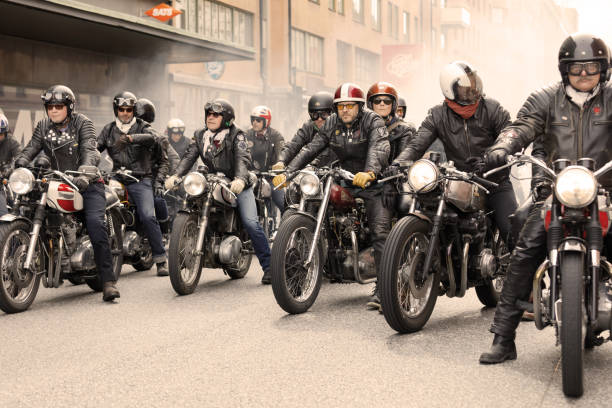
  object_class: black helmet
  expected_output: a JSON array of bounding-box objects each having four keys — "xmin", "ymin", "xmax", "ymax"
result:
[
  {"xmin": 558, "ymin": 33, "xmax": 610, "ymax": 85},
  {"xmin": 113, "ymin": 91, "xmax": 137, "ymax": 117},
  {"xmin": 41, "ymin": 85, "xmax": 76, "ymax": 116},
  {"xmin": 308, "ymin": 91, "xmax": 333, "ymax": 113},
  {"xmin": 204, "ymin": 98, "xmax": 235, "ymax": 129},
  {"xmin": 135, "ymin": 98, "xmax": 156, "ymax": 123},
  {"xmin": 397, "ymin": 96, "xmax": 407, "ymax": 118},
  {"xmin": 0, "ymin": 113, "xmax": 8, "ymax": 135}
]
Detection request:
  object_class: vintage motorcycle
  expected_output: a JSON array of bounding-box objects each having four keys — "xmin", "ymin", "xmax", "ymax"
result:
[
  {"xmin": 379, "ymin": 154, "xmax": 509, "ymax": 333},
  {"xmin": 167, "ymin": 168, "xmax": 252, "ymax": 295},
  {"xmin": 252, "ymin": 170, "xmax": 277, "ymax": 240},
  {"xmin": 485, "ymin": 154, "xmax": 612, "ymax": 398},
  {"xmin": 0, "ymin": 165, "xmax": 123, "ymax": 313},
  {"xmin": 270, "ymin": 165, "xmax": 378, "ymax": 314}
]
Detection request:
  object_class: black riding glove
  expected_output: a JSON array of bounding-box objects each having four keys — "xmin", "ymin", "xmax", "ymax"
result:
[
  {"xmin": 14, "ymin": 157, "xmax": 29, "ymax": 169},
  {"xmin": 465, "ymin": 156, "xmax": 486, "ymax": 175},
  {"xmin": 154, "ymin": 185, "xmax": 165, "ymax": 197},
  {"xmin": 73, "ymin": 176, "xmax": 90, "ymax": 192},
  {"xmin": 114, "ymin": 134, "xmax": 131, "ymax": 152},
  {"xmin": 484, "ymin": 148, "xmax": 508, "ymax": 171}
]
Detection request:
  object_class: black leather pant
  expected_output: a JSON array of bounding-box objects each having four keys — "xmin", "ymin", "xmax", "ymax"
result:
[
  {"xmin": 487, "ymin": 180, "xmax": 518, "ymax": 251},
  {"xmin": 490, "ymin": 203, "xmax": 546, "ymax": 338}
]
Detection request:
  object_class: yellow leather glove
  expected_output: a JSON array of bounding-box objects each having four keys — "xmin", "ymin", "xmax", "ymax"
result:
[
  {"xmin": 272, "ymin": 173, "xmax": 288, "ymax": 189},
  {"xmin": 353, "ymin": 171, "xmax": 376, "ymax": 189},
  {"xmin": 165, "ymin": 175, "xmax": 180, "ymax": 190},
  {"xmin": 271, "ymin": 161, "xmax": 285, "ymax": 171}
]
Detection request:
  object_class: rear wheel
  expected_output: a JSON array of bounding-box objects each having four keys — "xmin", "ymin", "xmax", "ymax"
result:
[
  {"xmin": 0, "ymin": 221, "xmax": 42, "ymax": 314},
  {"xmin": 168, "ymin": 213, "xmax": 203, "ymax": 295},
  {"xmin": 270, "ymin": 214, "xmax": 322, "ymax": 314},
  {"xmin": 380, "ymin": 216, "xmax": 439, "ymax": 333},
  {"xmin": 86, "ymin": 210, "xmax": 123, "ymax": 292},
  {"xmin": 560, "ymin": 252, "xmax": 585, "ymax": 398}
]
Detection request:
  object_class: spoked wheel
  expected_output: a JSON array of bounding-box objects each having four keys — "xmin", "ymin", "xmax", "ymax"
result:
[
  {"xmin": 168, "ymin": 213, "xmax": 203, "ymax": 295},
  {"xmin": 270, "ymin": 214, "xmax": 323, "ymax": 314},
  {"xmin": 224, "ymin": 230, "xmax": 252, "ymax": 280},
  {"xmin": 560, "ymin": 251, "xmax": 585, "ymax": 398},
  {"xmin": 86, "ymin": 210, "xmax": 123, "ymax": 292},
  {"xmin": 0, "ymin": 221, "xmax": 42, "ymax": 314},
  {"xmin": 476, "ymin": 228, "xmax": 508, "ymax": 307},
  {"xmin": 380, "ymin": 216, "xmax": 440, "ymax": 333}
]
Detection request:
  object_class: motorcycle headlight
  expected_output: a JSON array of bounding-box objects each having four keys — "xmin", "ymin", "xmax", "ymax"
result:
[
  {"xmin": 299, "ymin": 172, "xmax": 320, "ymax": 196},
  {"xmin": 183, "ymin": 172, "xmax": 207, "ymax": 196},
  {"xmin": 555, "ymin": 166, "xmax": 597, "ymax": 208},
  {"xmin": 8, "ymin": 168, "xmax": 35, "ymax": 195},
  {"xmin": 407, "ymin": 159, "xmax": 439, "ymax": 193},
  {"xmin": 108, "ymin": 179, "xmax": 126, "ymax": 200}
]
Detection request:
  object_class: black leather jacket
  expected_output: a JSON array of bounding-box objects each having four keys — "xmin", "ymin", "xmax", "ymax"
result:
[
  {"xmin": 0, "ymin": 133, "xmax": 21, "ymax": 175},
  {"xmin": 245, "ymin": 126, "xmax": 284, "ymax": 171},
  {"xmin": 387, "ymin": 116, "xmax": 416, "ymax": 163},
  {"xmin": 174, "ymin": 125, "xmax": 251, "ymax": 184},
  {"xmin": 491, "ymin": 82, "xmax": 612, "ymax": 188},
  {"xmin": 169, "ymin": 135, "xmax": 191, "ymax": 159},
  {"xmin": 97, "ymin": 118, "xmax": 167, "ymax": 188},
  {"xmin": 286, "ymin": 109, "xmax": 390, "ymax": 175},
  {"xmin": 281, "ymin": 119, "xmax": 336, "ymax": 168},
  {"xmin": 18, "ymin": 112, "xmax": 100, "ymax": 172},
  {"xmin": 394, "ymin": 97, "xmax": 511, "ymax": 173}
]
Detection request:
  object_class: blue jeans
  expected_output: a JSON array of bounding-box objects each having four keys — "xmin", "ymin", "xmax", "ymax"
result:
[
  {"xmin": 82, "ymin": 183, "xmax": 114, "ymax": 282},
  {"xmin": 237, "ymin": 187, "xmax": 271, "ymax": 271},
  {"xmin": 0, "ymin": 189, "xmax": 8, "ymax": 217},
  {"xmin": 125, "ymin": 178, "xmax": 166, "ymax": 263},
  {"xmin": 271, "ymin": 188, "xmax": 285, "ymax": 213}
]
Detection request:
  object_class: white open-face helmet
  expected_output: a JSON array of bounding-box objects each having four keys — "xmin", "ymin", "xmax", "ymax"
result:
[{"xmin": 439, "ymin": 61, "xmax": 483, "ymax": 106}]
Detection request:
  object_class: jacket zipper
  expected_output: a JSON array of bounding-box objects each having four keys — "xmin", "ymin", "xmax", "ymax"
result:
[
  {"xmin": 578, "ymin": 106, "xmax": 584, "ymax": 158},
  {"xmin": 464, "ymin": 120, "xmax": 471, "ymax": 157}
]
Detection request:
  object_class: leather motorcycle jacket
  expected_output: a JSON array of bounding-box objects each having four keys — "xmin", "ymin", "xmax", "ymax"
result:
[
  {"xmin": 387, "ymin": 116, "xmax": 416, "ymax": 163},
  {"xmin": 490, "ymin": 82, "xmax": 612, "ymax": 188},
  {"xmin": 174, "ymin": 124, "xmax": 251, "ymax": 184},
  {"xmin": 97, "ymin": 118, "xmax": 167, "ymax": 188},
  {"xmin": 281, "ymin": 119, "xmax": 336, "ymax": 168},
  {"xmin": 286, "ymin": 109, "xmax": 390, "ymax": 176},
  {"xmin": 169, "ymin": 135, "xmax": 191, "ymax": 159},
  {"xmin": 18, "ymin": 112, "xmax": 100, "ymax": 172},
  {"xmin": 152, "ymin": 133, "xmax": 176, "ymax": 182},
  {"xmin": 394, "ymin": 97, "xmax": 511, "ymax": 173},
  {"xmin": 0, "ymin": 133, "xmax": 21, "ymax": 174},
  {"xmin": 245, "ymin": 126, "xmax": 284, "ymax": 171}
]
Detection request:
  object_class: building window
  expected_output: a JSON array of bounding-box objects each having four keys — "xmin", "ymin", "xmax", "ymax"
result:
[
  {"xmin": 393, "ymin": 5, "xmax": 398, "ymax": 39},
  {"xmin": 355, "ymin": 47, "xmax": 379, "ymax": 85},
  {"xmin": 329, "ymin": 0, "xmax": 335, "ymax": 11},
  {"xmin": 403, "ymin": 11, "xmax": 410, "ymax": 42},
  {"xmin": 352, "ymin": 0, "xmax": 364, "ymax": 23},
  {"xmin": 386, "ymin": 2, "xmax": 392, "ymax": 36},
  {"xmin": 337, "ymin": 40, "xmax": 352, "ymax": 80},
  {"xmin": 291, "ymin": 28, "xmax": 324, "ymax": 75},
  {"xmin": 372, "ymin": 0, "xmax": 381, "ymax": 31},
  {"xmin": 337, "ymin": 0, "xmax": 344, "ymax": 14}
]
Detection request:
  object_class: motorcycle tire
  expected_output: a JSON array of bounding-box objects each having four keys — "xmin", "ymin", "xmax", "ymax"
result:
[
  {"xmin": 0, "ymin": 220, "xmax": 42, "ymax": 313},
  {"xmin": 560, "ymin": 251, "xmax": 585, "ymax": 398},
  {"xmin": 168, "ymin": 212, "xmax": 203, "ymax": 295},
  {"xmin": 86, "ymin": 210, "xmax": 123, "ymax": 292},
  {"xmin": 380, "ymin": 216, "xmax": 440, "ymax": 333},
  {"xmin": 270, "ymin": 214, "xmax": 323, "ymax": 314}
]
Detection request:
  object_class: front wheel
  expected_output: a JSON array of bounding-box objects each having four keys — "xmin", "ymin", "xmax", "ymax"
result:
[
  {"xmin": 270, "ymin": 214, "xmax": 323, "ymax": 314},
  {"xmin": 380, "ymin": 216, "xmax": 440, "ymax": 333},
  {"xmin": 168, "ymin": 213, "xmax": 203, "ymax": 295},
  {"xmin": 560, "ymin": 251, "xmax": 585, "ymax": 398},
  {"xmin": 0, "ymin": 221, "xmax": 42, "ymax": 313}
]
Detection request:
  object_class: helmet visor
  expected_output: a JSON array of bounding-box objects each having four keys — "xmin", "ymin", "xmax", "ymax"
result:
[{"xmin": 454, "ymin": 72, "xmax": 482, "ymax": 105}]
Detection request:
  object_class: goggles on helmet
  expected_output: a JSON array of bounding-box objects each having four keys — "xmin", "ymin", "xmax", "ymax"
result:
[
  {"xmin": 568, "ymin": 61, "xmax": 601, "ymax": 76},
  {"xmin": 204, "ymin": 102, "xmax": 224, "ymax": 113},
  {"xmin": 309, "ymin": 111, "xmax": 330, "ymax": 121},
  {"xmin": 42, "ymin": 91, "xmax": 68, "ymax": 104},
  {"xmin": 115, "ymin": 97, "xmax": 136, "ymax": 107}
]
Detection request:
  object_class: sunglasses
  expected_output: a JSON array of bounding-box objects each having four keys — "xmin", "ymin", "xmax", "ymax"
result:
[
  {"xmin": 372, "ymin": 97, "xmax": 393, "ymax": 105},
  {"xmin": 568, "ymin": 61, "xmax": 601, "ymax": 76},
  {"xmin": 118, "ymin": 107, "xmax": 133, "ymax": 113},
  {"xmin": 310, "ymin": 111, "xmax": 330, "ymax": 120},
  {"xmin": 46, "ymin": 104, "xmax": 65, "ymax": 111},
  {"xmin": 337, "ymin": 103, "xmax": 357, "ymax": 111},
  {"xmin": 251, "ymin": 117, "xmax": 265, "ymax": 123},
  {"xmin": 207, "ymin": 112, "xmax": 222, "ymax": 118}
]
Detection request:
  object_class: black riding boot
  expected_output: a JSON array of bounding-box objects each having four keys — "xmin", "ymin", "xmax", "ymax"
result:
[{"xmin": 479, "ymin": 334, "xmax": 517, "ymax": 364}]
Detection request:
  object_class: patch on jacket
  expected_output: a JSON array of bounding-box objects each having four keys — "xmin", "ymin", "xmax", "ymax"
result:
[{"xmin": 593, "ymin": 105, "xmax": 602, "ymax": 115}]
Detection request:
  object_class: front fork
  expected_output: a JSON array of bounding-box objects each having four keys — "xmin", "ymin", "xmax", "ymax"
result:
[
  {"xmin": 194, "ymin": 194, "xmax": 213, "ymax": 256},
  {"xmin": 23, "ymin": 192, "xmax": 47, "ymax": 271},
  {"xmin": 305, "ymin": 176, "xmax": 333, "ymax": 268},
  {"xmin": 421, "ymin": 198, "xmax": 445, "ymax": 279}
]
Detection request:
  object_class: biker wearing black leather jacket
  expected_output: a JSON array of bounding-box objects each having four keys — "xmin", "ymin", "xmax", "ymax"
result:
[
  {"xmin": 278, "ymin": 120, "xmax": 337, "ymax": 168},
  {"xmin": 480, "ymin": 33, "xmax": 612, "ymax": 364}
]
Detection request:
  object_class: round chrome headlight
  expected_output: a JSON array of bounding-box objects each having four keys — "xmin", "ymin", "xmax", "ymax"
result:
[
  {"xmin": 299, "ymin": 172, "xmax": 320, "ymax": 196},
  {"xmin": 407, "ymin": 159, "xmax": 439, "ymax": 193},
  {"xmin": 183, "ymin": 172, "xmax": 207, "ymax": 196},
  {"xmin": 8, "ymin": 168, "xmax": 35, "ymax": 195},
  {"xmin": 555, "ymin": 166, "xmax": 597, "ymax": 208}
]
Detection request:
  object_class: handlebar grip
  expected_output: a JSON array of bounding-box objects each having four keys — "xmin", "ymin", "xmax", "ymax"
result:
[{"xmin": 472, "ymin": 175, "xmax": 498, "ymax": 190}]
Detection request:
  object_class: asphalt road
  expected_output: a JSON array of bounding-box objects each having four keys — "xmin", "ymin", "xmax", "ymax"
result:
[{"xmin": 1, "ymin": 262, "xmax": 610, "ymax": 407}]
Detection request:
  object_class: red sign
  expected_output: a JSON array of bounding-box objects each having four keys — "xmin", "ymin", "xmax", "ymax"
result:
[
  {"xmin": 381, "ymin": 44, "xmax": 424, "ymax": 88},
  {"xmin": 145, "ymin": 3, "xmax": 182, "ymax": 23}
]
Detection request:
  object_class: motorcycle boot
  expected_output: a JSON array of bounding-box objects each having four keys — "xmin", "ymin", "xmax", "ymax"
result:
[
  {"xmin": 366, "ymin": 283, "xmax": 381, "ymax": 311},
  {"xmin": 479, "ymin": 334, "xmax": 517, "ymax": 364},
  {"xmin": 261, "ymin": 268, "xmax": 271, "ymax": 285},
  {"xmin": 103, "ymin": 281, "xmax": 120, "ymax": 302},
  {"xmin": 156, "ymin": 261, "xmax": 169, "ymax": 277}
]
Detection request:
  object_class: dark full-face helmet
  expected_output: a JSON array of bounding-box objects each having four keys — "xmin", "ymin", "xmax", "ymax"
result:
[
  {"xmin": 113, "ymin": 91, "xmax": 137, "ymax": 117},
  {"xmin": 41, "ymin": 85, "xmax": 76, "ymax": 116},
  {"xmin": 135, "ymin": 98, "xmax": 156, "ymax": 123},
  {"xmin": 439, "ymin": 61, "xmax": 483, "ymax": 106},
  {"xmin": 204, "ymin": 98, "xmax": 235, "ymax": 129},
  {"xmin": 558, "ymin": 33, "xmax": 610, "ymax": 85}
]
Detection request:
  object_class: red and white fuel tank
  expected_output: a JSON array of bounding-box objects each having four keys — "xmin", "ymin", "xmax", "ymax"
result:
[{"xmin": 47, "ymin": 181, "xmax": 84, "ymax": 213}]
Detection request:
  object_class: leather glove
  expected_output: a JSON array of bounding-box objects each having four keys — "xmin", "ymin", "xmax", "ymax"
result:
[
  {"xmin": 230, "ymin": 178, "xmax": 245, "ymax": 195},
  {"xmin": 14, "ymin": 157, "xmax": 28, "ymax": 169},
  {"xmin": 272, "ymin": 173, "xmax": 288, "ymax": 189},
  {"xmin": 484, "ymin": 148, "xmax": 508, "ymax": 171},
  {"xmin": 534, "ymin": 182, "xmax": 552, "ymax": 202},
  {"xmin": 114, "ymin": 134, "xmax": 132, "ymax": 152},
  {"xmin": 382, "ymin": 182, "xmax": 398, "ymax": 209},
  {"xmin": 353, "ymin": 171, "xmax": 376, "ymax": 189},
  {"xmin": 73, "ymin": 176, "xmax": 89, "ymax": 192},
  {"xmin": 271, "ymin": 161, "xmax": 285, "ymax": 171},
  {"xmin": 154, "ymin": 185, "xmax": 164, "ymax": 197},
  {"xmin": 165, "ymin": 175, "xmax": 180, "ymax": 190},
  {"xmin": 465, "ymin": 156, "xmax": 486, "ymax": 175}
]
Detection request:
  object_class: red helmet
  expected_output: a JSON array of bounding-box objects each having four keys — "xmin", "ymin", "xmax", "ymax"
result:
[
  {"xmin": 250, "ymin": 105, "xmax": 272, "ymax": 128},
  {"xmin": 366, "ymin": 81, "xmax": 398, "ymax": 113},
  {"xmin": 333, "ymin": 83, "xmax": 365, "ymax": 113}
]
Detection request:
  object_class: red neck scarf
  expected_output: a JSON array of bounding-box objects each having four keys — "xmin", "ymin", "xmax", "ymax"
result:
[{"xmin": 445, "ymin": 98, "xmax": 479, "ymax": 119}]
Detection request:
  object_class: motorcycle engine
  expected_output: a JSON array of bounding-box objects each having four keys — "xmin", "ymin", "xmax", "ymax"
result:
[{"xmin": 217, "ymin": 235, "xmax": 242, "ymax": 265}]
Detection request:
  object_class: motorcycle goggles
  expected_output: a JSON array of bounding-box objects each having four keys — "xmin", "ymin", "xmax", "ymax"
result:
[
  {"xmin": 204, "ymin": 102, "xmax": 224, "ymax": 113},
  {"xmin": 309, "ymin": 110, "xmax": 331, "ymax": 121},
  {"xmin": 568, "ymin": 61, "xmax": 601, "ymax": 76},
  {"xmin": 114, "ymin": 97, "xmax": 136, "ymax": 107},
  {"xmin": 42, "ymin": 91, "xmax": 68, "ymax": 104}
]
